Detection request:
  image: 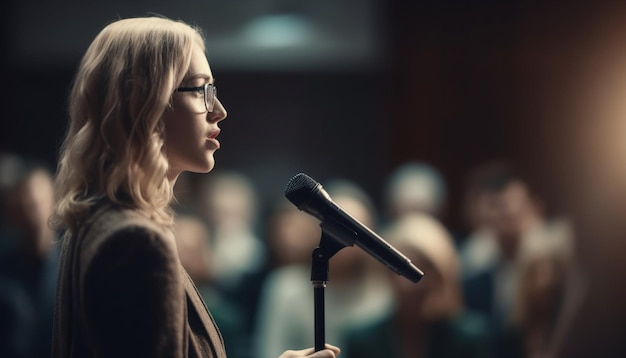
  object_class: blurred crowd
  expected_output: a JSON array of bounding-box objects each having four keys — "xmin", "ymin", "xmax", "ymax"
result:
[
  {"xmin": 0, "ymin": 150, "xmax": 578, "ymax": 358},
  {"xmin": 0, "ymin": 152, "xmax": 60, "ymax": 358}
]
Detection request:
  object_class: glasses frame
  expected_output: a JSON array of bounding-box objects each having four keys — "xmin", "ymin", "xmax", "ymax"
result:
[{"xmin": 174, "ymin": 82, "xmax": 217, "ymax": 113}]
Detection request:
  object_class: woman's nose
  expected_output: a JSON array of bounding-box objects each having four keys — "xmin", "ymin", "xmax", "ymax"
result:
[{"xmin": 209, "ymin": 98, "xmax": 227, "ymax": 122}]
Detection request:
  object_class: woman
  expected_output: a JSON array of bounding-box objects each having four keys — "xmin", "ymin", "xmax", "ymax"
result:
[{"xmin": 51, "ymin": 16, "xmax": 340, "ymax": 358}]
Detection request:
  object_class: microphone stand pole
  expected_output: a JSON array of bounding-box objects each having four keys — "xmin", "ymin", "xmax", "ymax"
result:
[{"xmin": 310, "ymin": 218, "xmax": 357, "ymax": 352}]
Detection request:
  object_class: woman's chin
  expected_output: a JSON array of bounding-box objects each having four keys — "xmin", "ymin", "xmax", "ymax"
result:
[
  {"xmin": 199, "ymin": 157, "xmax": 216, "ymax": 173},
  {"xmin": 178, "ymin": 164, "xmax": 213, "ymax": 176}
]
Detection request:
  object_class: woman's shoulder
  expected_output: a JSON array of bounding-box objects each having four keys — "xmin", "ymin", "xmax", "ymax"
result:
[
  {"xmin": 90, "ymin": 201, "xmax": 163, "ymax": 231},
  {"xmin": 78, "ymin": 203, "xmax": 177, "ymax": 267},
  {"xmin": 81, "ymin": 201, "xmax": 168, "ymax": 240}
]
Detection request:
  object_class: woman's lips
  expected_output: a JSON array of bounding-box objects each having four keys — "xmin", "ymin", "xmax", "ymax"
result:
[{"xmin": 207, "ymin": 129, "xmax": 221, "ymax": 148}]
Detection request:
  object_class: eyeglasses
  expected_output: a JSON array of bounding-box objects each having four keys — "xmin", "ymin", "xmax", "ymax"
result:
[{"xmin": 174, "ymin": 83, "xmax": 217, "ymax": 113}]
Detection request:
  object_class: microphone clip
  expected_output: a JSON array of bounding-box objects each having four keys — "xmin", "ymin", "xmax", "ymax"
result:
[{"xmin": 310, "ymin": 216, "xmax": 357, "ymax": 283}]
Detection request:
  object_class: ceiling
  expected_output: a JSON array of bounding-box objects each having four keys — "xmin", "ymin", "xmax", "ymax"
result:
[{"xmin": 6, "ymin": 0, "xmax": 385, "ymax": 71}]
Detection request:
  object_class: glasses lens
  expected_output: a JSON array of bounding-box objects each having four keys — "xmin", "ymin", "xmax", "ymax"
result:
[{"xmin": 205, "ymin": 83, "xmax": 216, "ymax": 112}]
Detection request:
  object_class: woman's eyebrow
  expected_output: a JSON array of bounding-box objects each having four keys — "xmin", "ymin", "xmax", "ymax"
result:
[{"xmin": 185, "ymin": 73, "xmax": 213, "ymax": 83}]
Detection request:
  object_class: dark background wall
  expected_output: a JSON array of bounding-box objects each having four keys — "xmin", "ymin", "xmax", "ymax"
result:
[{"xmin": 0, "ymin": 0, "xmax": 612, "ymax": 232}]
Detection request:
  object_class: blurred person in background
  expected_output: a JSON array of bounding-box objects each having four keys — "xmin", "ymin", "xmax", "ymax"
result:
[
  {"xmin": 193, "ymin": 170, "xmax": 265, "ymax": 295},
  {"xmin": 381, "ymin": 161, "xmax": 465, "ymax": 247},
  {"xmin": 344, "ymin": 212, "xmax": 489, "ymax": 358},
  {"xmin": 253, "ymin": 195, "xmax": 324, "ymax": 358},
  {"xmin": 51, "ymin": 15, "xmax": 339, "ymax": 358},
  {"xmin": 191, "ymin": 170, "xmax": 268, "ymax": 347},
  {"xmin": 0, "ymin": 160, "xmax": 60, "ymax": 358},
  {"xmin": 460, "ymin": 160, "xmax": 519, "ymax": 278},
  {"xmin": 255, "ymin": 179, "xmax": 392, "ymax": 358},
  {"xmin": 508, "ymin": 219, "xmax": 574, "ymax": 358},
  {"xmin": 0, "ymin": 152, "xmax": 27, "ymax": 254},
  {"xmin": 460, "ymin": 160, "xmax": 550, "ymax": 358},
  {"xmin": 382, "ymin": 161, "xmax": 448, "ymax": 224},
  {"xmin": 174, "ymin": 213, "xmax": 248, "ymax": 358},
  {"xmin": 263, "ymin": 197, "xmax": 323, "ymax": 270}
]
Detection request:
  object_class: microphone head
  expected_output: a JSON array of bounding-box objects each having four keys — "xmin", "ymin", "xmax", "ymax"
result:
[
  {"xmin": 284, "ymin": 173, "xmax": 319, "ymax": 207},
  {"xmin": 284, "ymin": 173, "xmax": 331, "ymax": 221}
]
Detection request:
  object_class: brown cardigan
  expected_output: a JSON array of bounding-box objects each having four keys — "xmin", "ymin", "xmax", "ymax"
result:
[{"xmin": 51, "ymin": 203, "xmax": 227, "ymax": 357}]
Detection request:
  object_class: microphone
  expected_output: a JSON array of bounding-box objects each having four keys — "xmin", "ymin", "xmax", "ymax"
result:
[{"xmin": 284, "ymin": 173, "xmax": 424, "ymax": 283}]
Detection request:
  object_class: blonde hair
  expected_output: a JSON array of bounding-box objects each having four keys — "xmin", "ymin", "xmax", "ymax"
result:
[
  {"xmin": 54, "ymin": 16, "xmax": 206, "ymax": 234},
  {"xmin": 384, "ymin": 213, "xmax": 463, "ymax": 320}
]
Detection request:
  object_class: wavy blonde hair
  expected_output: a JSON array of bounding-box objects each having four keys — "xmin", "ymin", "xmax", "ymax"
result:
[{"xmin": 54, "ymin": 16, "xmax": 205, "ymax": 235}]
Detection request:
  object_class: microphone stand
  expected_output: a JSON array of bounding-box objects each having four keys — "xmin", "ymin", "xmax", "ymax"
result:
[{"xmin": 310, "ymin": 218, "xmax": 357, "ymax": 352}]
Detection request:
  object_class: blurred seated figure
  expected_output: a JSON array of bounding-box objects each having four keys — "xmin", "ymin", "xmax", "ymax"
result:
[
  {"xmin": 508, "ymin": 219, "xmax": 574, "ymax": 358},
  {"xmin": 344, "ymin": 213, "xmax": 489, "ymax": 358},
  {"xmin": 0, "ymin": 161, "xmax": 60, "ymax": 358},
  {"xmin": 173, "ymin": 214, "xmax": 248, "ymax": 358},
  {"xmin": 254, "ymin": 179, "xmax": 392, "ymax": 358}
]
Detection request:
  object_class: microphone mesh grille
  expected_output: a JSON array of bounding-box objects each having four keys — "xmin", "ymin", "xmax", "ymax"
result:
[{"xmin": 284, "ymin": 173, "xmax": 317, "ymax": 206}]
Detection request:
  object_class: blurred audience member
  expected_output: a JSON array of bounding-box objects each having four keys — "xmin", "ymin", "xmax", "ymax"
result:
[
  {"xmin": 0, "ymin": 161, "xmax": 60, "ymax": 358},
  {"xmin": 263, "ymin": 197, "xmax": 322, "ymax": 270},
  {"xmin": 255, "ymin": 179, "xmax": 392, "ymax": 358},
  {"xmin": 174, "ymin": 214, "xmax": 213, "ymax": 285},
  {"xmin": 383, "ymin": 161, "xmax": 448, "ymax": 223},
  {"xmin": 508, "ymin": 219, "xmax": 574, "ymax": 358},
  {"xmin": 0, "ymin": 152, "xmax": 27, "ymax": 254},
  {"xmin": 459, "ymin": 161, "xmax": 504, "ymax": 278},
  {"xmin": 344, "ymin": 213, "xmax": 489, "ymax": 358},
  {"xmin": 173, "ymin": 214, "xmax": 248, "ymax": 358},
  {"xmin": 194, "ymin": 170, "xmax": 266, "ymax": 294},
  {"xmin": 460, "ymin": 160, "xmax": 549, "ymax": 358}
]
